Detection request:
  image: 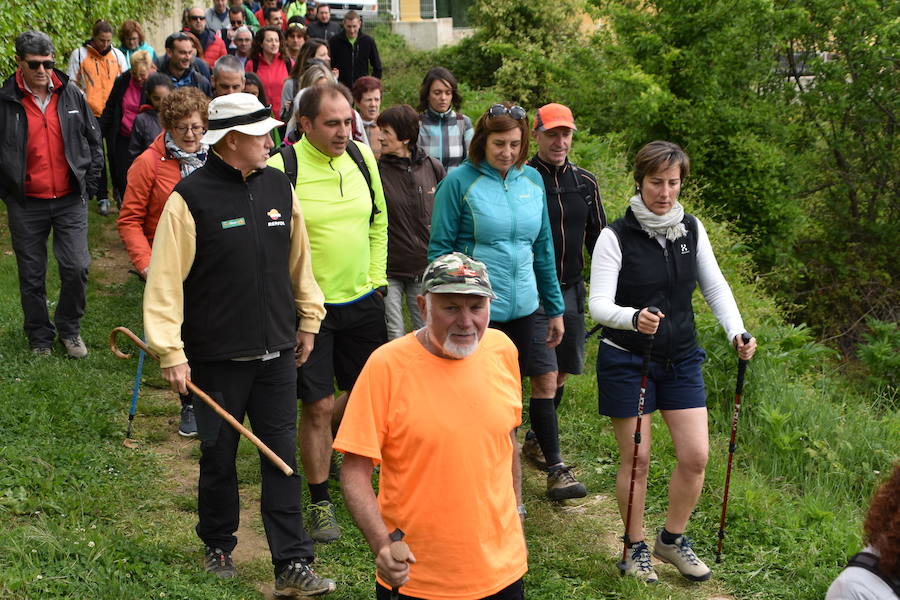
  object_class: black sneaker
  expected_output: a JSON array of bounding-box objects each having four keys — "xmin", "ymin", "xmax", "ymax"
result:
[
  {"xmin": 307, "ymin": 500, "xmax": 340, "ymax": 543},
  {"xmin": 178, "ymin": 403, "xmax": 198, "ymax": 438},
  {"xmin": 204, "ymin": 547, "xmax": 236, "ymax": 579},
  {"xmin": 274, "ymin": 560, "xmax": 336, "ymax": 597}
]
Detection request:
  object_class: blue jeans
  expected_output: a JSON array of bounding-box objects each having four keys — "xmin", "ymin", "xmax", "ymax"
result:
[{"xmin": 385, "ymin": 277, "xmax": 425, "ymax": 340}]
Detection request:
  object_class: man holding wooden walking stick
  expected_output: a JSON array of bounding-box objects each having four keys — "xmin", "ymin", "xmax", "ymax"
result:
[{"xmin": 143, "ymin": 92, "xmax": 336, "ymax": 596}]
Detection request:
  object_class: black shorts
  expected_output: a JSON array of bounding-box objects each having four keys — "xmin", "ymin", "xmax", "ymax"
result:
[
  {"xmin": 525, "ymin": 281, "xmax": 587, "ymax": 377},
  {"xmin": 596, "ymin": 343, "xmax": 707, "ymax": 418},
  {"xmin": 490, "ymin": 312, "xmax": 535, "ymax": 377},
  {"xmin": 297, "ymin": 291, "xmax": 387, "ymax": 402}
]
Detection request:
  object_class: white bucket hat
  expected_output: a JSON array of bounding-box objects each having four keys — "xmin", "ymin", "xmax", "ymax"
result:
[{"xmin": 201, "ymin": 93, "xmax": 283, "ymax": 145}]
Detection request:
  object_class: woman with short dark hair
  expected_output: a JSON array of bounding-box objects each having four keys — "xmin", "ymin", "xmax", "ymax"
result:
[
  {"xmin": 588, "ymin": 140, "xmax": 757, "ymax": 584},
  {"xmin": 377, "ymin": 104, "xmax": 445, "ymax": 339}
]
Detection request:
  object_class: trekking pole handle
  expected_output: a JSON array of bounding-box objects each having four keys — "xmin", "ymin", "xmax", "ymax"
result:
[{"xmin": 736, "ymin": 332, "xmax": 752, "ymax": 394}]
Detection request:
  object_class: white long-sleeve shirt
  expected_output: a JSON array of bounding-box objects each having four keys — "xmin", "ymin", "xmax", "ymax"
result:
[{"xmin": 588, "ymin": 216, "xmax": 745, "ymax": 348}]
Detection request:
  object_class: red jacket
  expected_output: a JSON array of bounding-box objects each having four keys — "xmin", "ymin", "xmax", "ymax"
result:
[
  {"xmin": 246, "ymin": 54, "xmax": 290, "ymax": 118},
  {"xmin": 117, "ymin": 133, "xmax": 182, "ymax": 272},
  {"xmin": 18, "ymin": 70, "xmax": 73, "ymax": 199}
]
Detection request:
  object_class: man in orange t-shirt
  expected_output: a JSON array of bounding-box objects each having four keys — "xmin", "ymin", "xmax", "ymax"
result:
[{"xmin": 336, "ymin": 253, "xmax": 528, "ymax": 600}]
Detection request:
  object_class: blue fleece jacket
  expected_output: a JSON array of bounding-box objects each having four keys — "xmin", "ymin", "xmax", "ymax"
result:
[{"xmin": 428, "ymin": 159, "xmax": 564, "ymax": 322}]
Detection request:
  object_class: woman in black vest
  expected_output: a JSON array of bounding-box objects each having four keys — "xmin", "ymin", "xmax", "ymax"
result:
[{"xmin": 588, "ymin": 141, "xmax": 757, "ymax": 583}]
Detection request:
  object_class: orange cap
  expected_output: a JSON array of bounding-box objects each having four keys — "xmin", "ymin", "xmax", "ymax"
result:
[{"xmin": 533, "ymin": 103, "xmax": 576, "ymax": 132}]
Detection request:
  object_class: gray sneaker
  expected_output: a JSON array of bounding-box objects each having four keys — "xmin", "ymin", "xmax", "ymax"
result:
[
  {"xmin": 546, "ymin": 465, "xmax": 587, "ymax": 501},
  {"xmin": 178, "ymin": 403, "xmax": 198, "ymax": 438},
  {"xmin": 204, "ymin": 547, "xmax": 236, "ymax": 579},
  {"xmin": 31, "ymin": 346, "xmax": 52, "ymax": 357},
  {"xmin": 307, "ymin": 500, "xmax": 340, "ymax": 543},
  {"xmin": 617, "ymin": 540, "xmax": 658, "ymax": 583},
  {"xmin": 653, "ymin": 531, "xmax": 711, "ymax": 581},
  {"xmin": 273, "ymin": 560, "xmax": 336, "ymax": 597},
  {"xmin": 98, "ymin": 198, "xmax": 110, "ymax": 216},
  {"xmin": 60, "ymin": 336, "xmax": 88, "ymax": 359}
]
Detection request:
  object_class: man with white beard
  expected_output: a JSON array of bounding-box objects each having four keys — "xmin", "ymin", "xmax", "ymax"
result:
[{"xmin": 335, "ymin": 253, "xmax": 529, "ymax": 600}]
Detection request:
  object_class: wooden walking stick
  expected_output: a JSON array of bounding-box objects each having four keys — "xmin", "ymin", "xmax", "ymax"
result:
[{"xmin": 109, "ymin": 326, "xmax": 294, "ymax": 476}]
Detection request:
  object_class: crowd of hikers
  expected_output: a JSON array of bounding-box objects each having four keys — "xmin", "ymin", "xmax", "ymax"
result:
[{"xmin": 1, "ymin": 2, "xmax": 897, "ymax": 598}]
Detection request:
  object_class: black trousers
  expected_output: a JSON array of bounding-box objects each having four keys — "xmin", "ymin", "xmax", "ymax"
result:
[
  {"xmin": 191, "ymin": 351, "xmax": 314, "ymax": 568},
  {"xmin": 491, "ymin": 312, "xmax": 537, "ymax": 377},
  {"xmin": 376, "ymin": 578, "xmax": 524, "ymax": 600},
  {"xmin": 6, "ymin": 193, "xmax": 89, "ymax": 347}
]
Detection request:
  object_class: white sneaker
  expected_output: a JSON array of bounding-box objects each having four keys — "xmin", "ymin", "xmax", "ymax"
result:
[
  {"xmin": 653, "ymin": 531, "xmax": 711, "ymax": 581},
  {"xmin": 617, "ymin": 540, "xmax": 658, "ymax": 583}
]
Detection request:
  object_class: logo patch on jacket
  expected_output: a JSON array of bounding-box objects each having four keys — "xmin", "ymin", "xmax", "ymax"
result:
[
  {"xmin": 680, "ymin": 243, "xmax": 690, "ymax": 255},
  {"xmin": 267, "ymin": 208, "xmax": 286, "ymax": 227}
]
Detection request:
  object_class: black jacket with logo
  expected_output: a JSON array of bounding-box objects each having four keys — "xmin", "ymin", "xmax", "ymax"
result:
[
  {"xmin": 176, "ymin": 152, "xmax": 297, "ymax": 362},
  {"xmin": 603, "ymin": 207, "xmax": 700, "ymax": 362},
  {"xmin": 0, "ymin": 69, "xmax": 103, "ymax": 203},
  {"xmin": 527, "ymin": 155, "xmax": 605, "ymax": 288}
]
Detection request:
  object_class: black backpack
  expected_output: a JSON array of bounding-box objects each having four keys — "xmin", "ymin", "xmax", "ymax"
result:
[
  {"xmin": 273, "ymin": 141, "xmax": 380, "ymax": 224},
  {"xmin": 844, "ymin": 551, "xmax": 900, "ymax": 595}
]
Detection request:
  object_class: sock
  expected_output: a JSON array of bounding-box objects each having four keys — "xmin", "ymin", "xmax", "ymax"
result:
[
  {"xmin": 624, "ymin": 534, "xmax": 643, "ymax": 547},
  {"xmin": 660, "ymin": 528, "xmax": 681, "ymax": 545},
  {"xmin": 308, "ymin": 480, "xmax": 330, "ymax": 504},
  {"xmin": 179, "ymin": 393, "xmax": 192, "ymax": 407},
  {"xmin": 529, "ymin": 397, "xmax": 562, "ymax": 467},
  {"xmin": 553, "ymin": 385, "xmax": 565, "ymax": 410}
]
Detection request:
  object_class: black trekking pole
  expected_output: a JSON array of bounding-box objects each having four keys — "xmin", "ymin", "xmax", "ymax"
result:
[
  {"xmin": 619, "ymin": 306, "xmax": 660, "ymax": 568},
  {"xmin": 715, "ymin": 332, "xmax": 753, "ymax": 563}
]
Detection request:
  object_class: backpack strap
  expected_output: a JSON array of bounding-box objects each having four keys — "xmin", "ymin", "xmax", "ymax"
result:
[
  {"xmin": 345, "ymin": 141, "xmax": 378, "ymax": 224},
  {"xmin": 271, "ymin": 144, "xmax": 298, "ymax": 188},
  {"xmin": 846, "ymin": 552, "xmax": 900, "ymax": 595}
]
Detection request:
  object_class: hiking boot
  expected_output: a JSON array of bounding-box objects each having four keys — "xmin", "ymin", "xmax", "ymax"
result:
[
  {"xmin": 307, "ymin": 500, "xmax": 340, "ymax": 543},
  {"xmin": 98, "ymin": 198, "xmax": 110, "ymax": 216},
  {"xmin": 204, "ymin": 547, "xmax": 236, "ymax": 579},
  {"xmin": 546, "ymin": 465, "xmax": 587, "ymax": 501},
  {"xmin": 32, "ymin": 346, "xmax": 52, "ymax": 357},
  {"xmin": 522, "ymin": 430, "xmax": 548, "ymax": 471},
  {"xmin": 273, "ymin": 559, "xmax": 336, "ymax": 597},
  {"xmin": 617, "ymin": 540, "xmax": 658, "ymax": 583},
  {"xmin": 178, "ymin": 403, "xmax": 198, "ymax": 438},
  {"xmin": 653, "ymin": 531, "xmax": 711, "ymax": 581},
  {"xmin": 329, "ymin": 451, "xmax": 343, "ymax": 482},
  {"xmin": 60, "ymin": 336, "xmax": 88, "ymax": 359}
]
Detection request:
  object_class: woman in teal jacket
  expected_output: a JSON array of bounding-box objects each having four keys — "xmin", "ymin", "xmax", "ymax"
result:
[{"xmin": 429, "ymin": 103, "xmax": 567, "ymax": 494}]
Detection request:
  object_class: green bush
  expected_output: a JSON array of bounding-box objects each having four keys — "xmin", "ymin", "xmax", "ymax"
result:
[
  {"xmin": 0, "ymin": 2, "xmax": 173, "ymax": 75},
  {"xmin": 857, "ymin": 318, "xmax": 900, "ymax": 391}
]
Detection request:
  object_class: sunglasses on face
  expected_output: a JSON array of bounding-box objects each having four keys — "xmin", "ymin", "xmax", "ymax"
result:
[
  {"xmin": 231, "ymin": 20, "xmax": 244, "ymax": 25},
  {"xmin": 487, "ymin": 104, "xmax": 526, "ymax": 120},
  {"xmin": 25, "ymin": 60, "xmax": 55, "ymax": 71},
  {"xmin": 189, "ymin": 15, "xmax": 206, "ymax": 20}
]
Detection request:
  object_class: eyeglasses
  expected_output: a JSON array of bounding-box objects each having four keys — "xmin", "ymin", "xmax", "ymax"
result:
[
  {"xmin": 487, "ymin": 104, "xmax": 526, "ymax": 120},
  {"xmin": 189, "ymin": 14, "xmax": 206, "ymax": 20},
  {"xmin": 25, "ymin": 60, "xmax": 55, "ymax": 71},
  {"xmin": 173, "ymin": 125, "xmax": 206, "ymax": 135}
]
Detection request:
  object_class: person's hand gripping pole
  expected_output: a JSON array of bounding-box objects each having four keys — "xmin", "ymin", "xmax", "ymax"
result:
[{"xmin": 378, "ymin": 528, "xmax": 415, "ymax": 599}]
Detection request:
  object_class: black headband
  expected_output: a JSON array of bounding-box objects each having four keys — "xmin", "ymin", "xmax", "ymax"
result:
[{"xmin": 207, "ymin": 107, "xmax": 272, "ymax": 130}]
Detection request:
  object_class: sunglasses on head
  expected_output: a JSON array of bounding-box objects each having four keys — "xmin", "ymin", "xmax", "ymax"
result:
[
  {"xmin": 487, "ymin": 104, "xmax": 526, "ymax": 120},
  {"xmin": 25, "ymin": 60, "xmax": 55, "ymax": 71}
]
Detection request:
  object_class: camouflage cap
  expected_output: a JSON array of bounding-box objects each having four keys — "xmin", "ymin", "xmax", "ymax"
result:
[{"xmin": 422, "ymin": 252, "xmax": 495, "ymax": 298}]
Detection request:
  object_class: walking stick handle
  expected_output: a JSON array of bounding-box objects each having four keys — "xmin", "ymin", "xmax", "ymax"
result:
[
  {"xmin": 109, "ymin": 327, "xmax": 295, "ymax": 477},
  {"xmin": 736, "ymin": 332, "xmax": 752, "ymax": 394}
]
